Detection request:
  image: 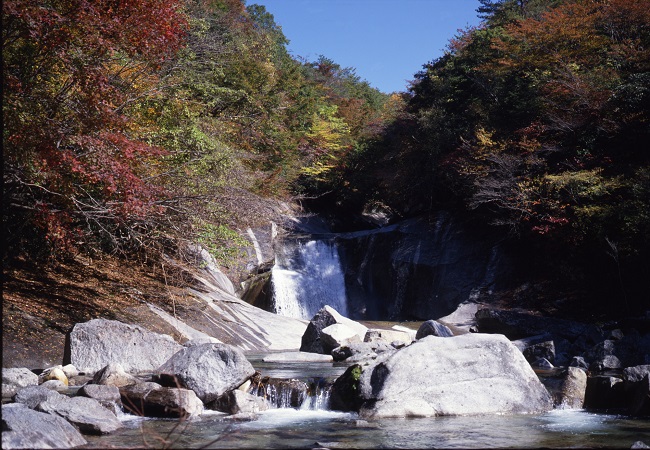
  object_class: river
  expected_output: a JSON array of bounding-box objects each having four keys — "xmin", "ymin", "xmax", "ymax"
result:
[{"xmin": 82, "ymin": 355, "xmax": 650, "ymax": 449}]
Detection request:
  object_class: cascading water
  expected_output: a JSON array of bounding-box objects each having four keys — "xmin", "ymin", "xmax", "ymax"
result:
[
  {"xmin": 271, "ymin": 239, "xmax": 348, "ymax": 319},
  {"xmin": 248, "ymin": 377, "xmax": 333, "ymax": 411}
]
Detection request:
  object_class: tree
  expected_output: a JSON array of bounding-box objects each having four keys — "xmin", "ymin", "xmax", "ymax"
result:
[{"xmin": 3, "ymin": 0, "xmax": 187, "ymax": 256}]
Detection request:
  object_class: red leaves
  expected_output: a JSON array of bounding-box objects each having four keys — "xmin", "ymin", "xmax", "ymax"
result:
[{"xmin": 3, "ymin": 0, "xmax": 187, "ymax": 256}]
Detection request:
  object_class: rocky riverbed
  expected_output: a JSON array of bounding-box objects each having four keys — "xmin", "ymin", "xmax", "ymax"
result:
[{"xmin": 3, "ymin": 302, "xmax": 650, "ymax": 449}]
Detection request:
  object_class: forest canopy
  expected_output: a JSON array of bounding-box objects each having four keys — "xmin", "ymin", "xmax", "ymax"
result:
[
  {"xmin": 2, "ymin": 0, "xmax": 389, "ymax": 263},
  {"xmin": 3, "ymin": 0, "xmax": 648, "ymax": 311}
]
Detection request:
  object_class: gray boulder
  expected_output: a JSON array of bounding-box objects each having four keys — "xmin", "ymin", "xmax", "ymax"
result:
[
  {"xmin": 321, "ymin": 323, "xmax": 362, "ymax": 353},
  {"xmin": 357, "ymin": 333, "xmax": 553, "ymax": 418},
  {"xmin": 91, "ymin": 362, "xmax": 139, "ymax": 387},
  {"xmin": 531, "ymin": 357, "xmax": 555, "ymax": 370},
  {"xmin": 36, "ymin": 395, "xmax": 122, "ymax": 435},
  {"xmin": 512, "ymin": 334, "xmax": 556, "ymax": 364},
  {"xmin": 155, "ymin": 343, "xmax": 254, "ymax": 403},
  {"xmin": 590, "ymin": 354, "xmax": 622, "ymax": 372},
  {"xmin": 2, "ymin": 403, "xmax": 87, "ymax": 449},
  {"xmin": 2, "ymin": 368, "xmax": 38, "ymax": 398},
  {"xmin": 331, "ymin": 341, "xmax": 396, "ymax": 363},
  {"xmin": 415, "ymin": 320, "xmax": 453, "ymax": 339},
  {"xmin": 262, "ymin": 352, "xmax": 333, "ymax": 363},
  {"xmin": 67, "ymin": 318, "xmax": 182, "ymax": 373},
  {"xmin": 300, "ymin": 306, "xmax": 367, "ymax": 354},
  {"xmin": 624, "ymin": 365, "xmax": 650, "ymax": 383},
  {"xmin": 40, "ymin": 380, "xmax": 68, "ymax": 391},
  {"xmin": 584, "ymin": 376, "xmax": 625, "ymax": 410},
  {"xmin": 211, "ymin": 389, "xmax": 269, "ymax": 414},
  {"xmin": 570, "ymin": 356, "xmax": 589, "ymax": 371},
  {"xmin": 120, "ymin": 382, "xmax": 203, "ymax": 418},
  {"xmin": 557, "ymin": 367, "xmax": 587, "ymax": 409},
  {"xmin": 13, "ymin": 385, "xmax": 60, "ymax": 409},
  {"xmin": 364, "ymin": 328, "xmax": 413, "ymax": 345},
  {"xmin": 78, "ymin": 384, "xmax": 122, "ymax": 414}
]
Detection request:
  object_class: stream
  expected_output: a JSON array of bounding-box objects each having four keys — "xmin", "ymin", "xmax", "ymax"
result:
[{"xmin": 83, "ymin": 353, "xmax": 650, "ymax": 449}]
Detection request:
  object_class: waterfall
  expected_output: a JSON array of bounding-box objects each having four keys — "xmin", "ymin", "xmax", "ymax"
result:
[
  {"xmin": 299, "ymin": 383, "xmax": 332, "ymax": 411},
  {"xmin": 248, "ymin": 377, "xmax": 333, "ymax": 411},
  {"xmin": 271, "ymin": 239, "xmax": 348, "ymax": 319}
]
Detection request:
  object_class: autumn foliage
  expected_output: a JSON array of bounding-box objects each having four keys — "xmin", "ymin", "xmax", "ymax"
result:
[
  {"xmin": 333, "ymin": 0, "xmax": 650, "ymax": 310},
  {"xmin": 2, "ymin": 0, "xmax": 388, "ymax": 262}
]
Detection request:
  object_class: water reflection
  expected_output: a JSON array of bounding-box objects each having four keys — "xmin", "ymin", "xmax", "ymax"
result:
[{"xmin": 84, "ymin": 408, "xmax": 650, "ymax": 449}]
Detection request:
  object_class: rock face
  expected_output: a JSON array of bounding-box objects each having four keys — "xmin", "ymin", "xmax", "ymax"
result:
[
  {"xmin": 2, "ymin": 403, "xmax": 87, "ymax": 449},
  {"xmin": 155, "ymin": 343, "xmax": 255, "ymax": 403},
  {"xmin": 2, "ymin": 368, "xmax": 38, "ymax": 398},
  {"xmin": 300, "ymin": 305, "xmax": 368, "ymax": 354},
  {"xmin": 67, "ymin": 319, "xmax": 183, "ymax": 373},
  {"xmin": 337, "ymin": 214, "xmax": 513, "ymax": 320},
  {"xmin": 356, "ymin": 333, "xmax": 553, "ymax": 418}
]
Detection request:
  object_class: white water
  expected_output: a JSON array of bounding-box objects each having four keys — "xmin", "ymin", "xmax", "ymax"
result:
[{"xmin": 271, "ymin": 240, "xmax": 348, "ymax": 319}]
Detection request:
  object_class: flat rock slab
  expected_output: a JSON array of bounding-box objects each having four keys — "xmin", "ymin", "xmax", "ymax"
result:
[
  {"xmin": 359, "ymin": 333, "xmax": 553, "ymax": 418},
  {"xmin": 36, "ymin": 394, "xmax": 122, "ymax": 435},
  {"xmin": 68, "ymin": 318, "xmax": 182, "ymax": 373}
]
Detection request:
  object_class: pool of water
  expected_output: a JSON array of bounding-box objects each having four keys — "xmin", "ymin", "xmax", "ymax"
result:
[
  {"xmin": 81, "ymin": 351, "xmax": 650, "ymax": 449},
  {"xmin": 83, "ymin": 408, "xmax": 649, "ymax": 449}
]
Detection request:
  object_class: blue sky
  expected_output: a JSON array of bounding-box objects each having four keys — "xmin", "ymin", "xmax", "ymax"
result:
[{"xmin": 249, "ymin": 0, "xmax": 484, "ymax": 93}]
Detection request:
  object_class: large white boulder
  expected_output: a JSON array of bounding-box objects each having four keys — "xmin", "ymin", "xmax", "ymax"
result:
[
  {"xmin": 67, "ymin": 319, "xmax": 183, "ymax": 373},
  {"xmin": 321, "ymin": 323, "xmax": 362, "ymax": 353},
  {"xmin": 155, "ymin": 343, "xmax": 255, "ymax": 403},
  {"xmin": 358, "ymin": 333, "xmax": 553, "ymax": 418}
]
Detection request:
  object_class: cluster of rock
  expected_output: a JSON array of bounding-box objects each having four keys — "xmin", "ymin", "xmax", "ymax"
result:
[
  {"xmin": 299, "ymin": 305, "xmax": 553, "ymax": 417},
  {"xmin": 2, "ymin": 319, "xmax": 274, "ymax": 449},
  {"xmin": 299, "ymin": 304, "xmax": 650, "ymax": 418},
  {"xmin": 475, "ymin": 307, "xmax": 650, "ymax": 416},
  {"xmin": 3, "ymin": 304, "xmax": 649, "ymax": 448},
  {"xmin": 299, "ymin": 305, "xmax": 417, "ymax": 364}
]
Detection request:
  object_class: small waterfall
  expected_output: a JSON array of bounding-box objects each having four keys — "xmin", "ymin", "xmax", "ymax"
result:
[
  {"xmin": 300, "ymin": 381, "xmax": 332, "ymax": 411},
  {"xmin": 271, "ymin": 239, "xmax": 348, "ymax": 319},
  {"xmin": 248, "ymin": 377, "xmax": 333, "ymax": 411},
  {"xmin": 248, "ymin": 378, "xmax": 308, "ymax": 409}
]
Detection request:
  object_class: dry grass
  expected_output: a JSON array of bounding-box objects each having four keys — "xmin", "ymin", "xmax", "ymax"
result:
[{"xmin": 2, "ymin": 253, "xmax": 189, "ymax": 369}]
